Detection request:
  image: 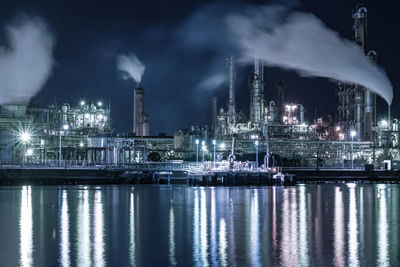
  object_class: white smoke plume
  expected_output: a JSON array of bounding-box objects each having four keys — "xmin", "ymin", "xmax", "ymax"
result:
[
  {"xmin": 196, "ymin": 73, "xmax": 226, "ymax": 91},
  {"xmin": 0, "ymin": 15, "xmax": 55, "ymax": 105},
  {"xmin": 228, "ymin": 9, "xmax": 393, "ymax": 104},
  {"xmin": 117, "ymin": 53, "xmax": 145, "ymax": 84}
]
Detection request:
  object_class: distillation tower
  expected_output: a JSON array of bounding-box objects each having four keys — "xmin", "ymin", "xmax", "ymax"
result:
[{"xmin": 337, "ymin": 5, "xmax": 377, "ymax": 141}]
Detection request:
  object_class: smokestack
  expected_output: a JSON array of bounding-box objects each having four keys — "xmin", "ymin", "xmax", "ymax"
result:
[
  {"xmin": 388, "ymin": 104, "xmax": 391, "ymax": 131},
  {"xmin": 227, "ymin": 56, "xmax": 236, "ymax": 125},
  {"xmin": 211, "ymin": 97, "xmax": 218, "ymax": 136},
  {"xmin": 133, "ymin": 84, "xmax": 145, "ymax": 136}
]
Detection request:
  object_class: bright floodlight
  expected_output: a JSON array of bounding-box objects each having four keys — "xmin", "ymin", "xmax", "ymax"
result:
[
  {"xmin": 202, "ymin": 145, "xmax": 206, "ymax": 151},
  {"xmin": 80, "ymin": 101, "xmax": 85, "ymax": 106},
  {"xmin": 98, "ymin": 101, "xmax": 102, "ymax": 107},
  {"xmin": 219, "ymin": 143, "xmax": 226, "ymax": 149},
  {"xmin": 26, "ymin": 148, "xmax": 33, "ymax": 156},
  {"xmin": 79, "ymin": 142, "xmax": 84, "ymax": 147},
  {"xmin": 254, "ymin": 140, "xmax": 259, "ymax": 146},
  {"xmin": 195, "ymin": 139, "xmax": 199, "ymax": 145},
  {"xmin": 380, "ymin": 119, "xmax": 388, "ymax": 127},
  {"xmin": 212, "ymin": 139, "xmax": 216, "ymax": 145},
  {"xmin": 19, "ymin": 132, "xmax": 31, "ymax": 144},
  {"xmin": 350, "ymin": 130, "xmax": 356, "ymax": 137},
  {"xmin": 201, "ymin": 140, "xmax": 205, "ymax": 146},
  {"xmin": 63, "ymin": 124, "xmax": 69, "ymax": 130}
]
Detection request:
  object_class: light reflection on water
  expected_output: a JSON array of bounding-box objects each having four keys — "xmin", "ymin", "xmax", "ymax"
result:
[
  {"xmin": 348, "ymin": 183, "xmax": 359, "ymax": 266},
  {"xmin": 129, "ymin": 190, "xmax": 136, "ymax": 267},
  {"xmin": 19, "ymin": 186, "xmax": 33, "ymax": 267},
  {"xmin": 59, "ymin": 190, "xmax": 70, "ymax": 267},
  {"xmin": 2, "ymin": 184, "xmax": 398, "ymax": 266}
]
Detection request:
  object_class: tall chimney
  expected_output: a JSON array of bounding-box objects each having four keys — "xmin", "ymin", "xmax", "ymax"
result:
[
  {"xmin": 133, "ymin": 84, "xmax": 145, "ymax": 136},
  {"xmin": 228, "ymin": 56, "xmax": 236, "ymax": 125}
]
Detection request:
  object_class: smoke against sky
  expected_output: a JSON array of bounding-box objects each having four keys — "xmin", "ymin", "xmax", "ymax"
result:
[
  {"xmin": 117, "ymin": 53, "xmax": 145, "ymax": 84},
  {"xmin": 9, "ymin": 0, "xmax": 395, "ymax": 134},
  {"xmin": 0, "ymin": 15, "xmax": 55, "ymax": 105},
  {"xmin": 228, "ymin": 9, "xmax": 393, "ymax": 104}
]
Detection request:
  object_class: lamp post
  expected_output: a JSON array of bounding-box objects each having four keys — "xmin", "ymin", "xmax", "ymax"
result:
[
  {"xmin": 201, "ymin": 140, "xmax": 205, "ymax": 163},
  {"xmin": 350, "ymin": 130, "xmax": 356, "ymax": 169},
  {"xmin": 212, "ymin": 139, "xmax": 216, "ymax": 167},
  {"xmin": 255, "ymin": 140, "xmax": 259, "ymax": 168},
  {"xmin": 195, "ymin": 139, "xmax": 199, "ymax": 163},
  {"xmin": 59, "ymin": 124, "xmax": 69, "ymax": 166}
]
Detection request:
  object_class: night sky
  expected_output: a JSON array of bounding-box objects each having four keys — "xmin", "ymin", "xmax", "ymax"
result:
[{"xmin": 0, "ymin": 0, "xmax": 398, "ymax": 135}]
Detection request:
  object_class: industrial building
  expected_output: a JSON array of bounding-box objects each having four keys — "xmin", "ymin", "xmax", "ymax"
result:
[{"xmin": 0, "ymin": 5, "xmax": 398, "ymax": 169}]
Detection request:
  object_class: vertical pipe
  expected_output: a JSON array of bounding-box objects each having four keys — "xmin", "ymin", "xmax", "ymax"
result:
[
  {"xmin": 212, "ymin": 97, "xmax": 218, "ymax": 135},
  {"xmin": 228, "ymin": 56, "xmax": 236, "ymax": 125}
]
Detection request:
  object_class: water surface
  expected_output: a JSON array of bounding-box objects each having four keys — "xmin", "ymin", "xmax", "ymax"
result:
[{"xmin": 0, "ymin": 184, "xmax": 399, "ymax": 266}]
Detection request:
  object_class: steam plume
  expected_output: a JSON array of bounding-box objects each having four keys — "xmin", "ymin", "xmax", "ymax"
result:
[
  {"xmin": 117, "ymin": 53, "xmax": 145, "ymax": 84},
  {"xmin": 228, "ymin": 9, "xmax": 393, "ymax": 104},
  {"xmin": 0, "ymin": 15, "xmax": 55, "ymax": 105}
]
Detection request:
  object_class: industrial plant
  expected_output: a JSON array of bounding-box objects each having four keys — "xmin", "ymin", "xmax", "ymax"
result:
[{"xmin": 0, "ymin": 5, "xmax": 397, "ymax": 171}]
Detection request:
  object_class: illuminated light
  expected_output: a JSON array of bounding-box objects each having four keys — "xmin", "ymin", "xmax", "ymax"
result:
[
  {"xmin": 251, "ymin": 134, "xmax": 258, "ymax": 139},
  {"xmin": 79, "ymin": 142, "xmax": 84, "ymax": 147},
  {"xmin": 40, "ymin": 139, "xmax": 45, "ymax": 146},
  {"xmin": 63, "ymin": 124, "xmax": 69, "ymax": 130},
  {"xmin": 212, "ymin": 139, "xmax": 216, "ymax": 145},
  {"xmin": 19, "ymin": 132, "xmax": 32, "ymax": 144},
  {"xmin": 291, "ymin": 105, "xmax": 297, "ymax": 110},
  {"xmin": 380, "ymin": 119, "xmax": 388, "ymax": 128},
  {"xmin": 293, "ymin": 117, "xmax": 297, "ymax": 121},
  {"xmin": 219, "ymin": 143, "xmax": 226, "ymax": 149},
  {"xmin": 195, "ymin": 139, "xmax": 199, "ymax": 145},
  {"xmin": 84, "ymin": 113, "xmax": 90, "ymax": 119},
  {"xmin": 201, "ymin": 145, "xmax": 206, "ymax": 151},
  {"xmin": 285, "ymin": 105, "xmax": 290, "ymax": 109},
  {"xmin": 254, "ymin": 140, "xmax": 259, "ymax": 146},
  {"xmin": 336, "ymin": 126, "xmax": 341, "ymax": 131},
  {"xmin": 350, "ymin": 130, "xmax": 356, "ymax": 137},
  {"xmin": 80, "ymin": 101, "xmax": 85, "ymax": 106},
  {"xmin": 97, "ymin": 114, "xmax": 103, "ymax": 120},
  {"xmin": 98, "ymin": 101, "xmax": 102, "ymax": 107},
  {"xmin": 283, "ymin": 116, "xmax": 288, "ymax": 120},
  {"xmin": 26, "ymin": 148, "xmax": 33, "ymax": 156},
  {"xmin": 201, "ymin": 140, "xmax": 205, "ymax": 146}
]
